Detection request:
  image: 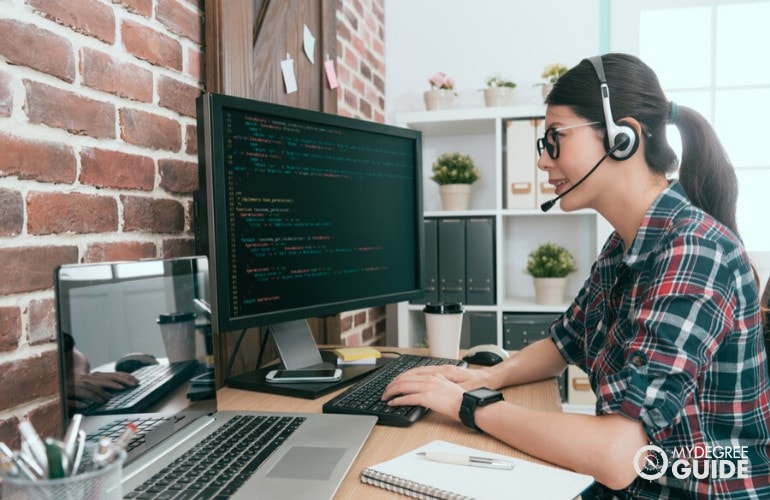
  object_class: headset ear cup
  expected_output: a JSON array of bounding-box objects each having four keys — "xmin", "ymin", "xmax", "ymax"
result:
[{"xmin": 606, "ymin": 121, "xmax": 639, "ymax": 161}]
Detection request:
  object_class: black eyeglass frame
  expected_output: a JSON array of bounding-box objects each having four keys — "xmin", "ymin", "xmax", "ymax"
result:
[{"xmin": 536, "ymin": 121, "xmax": 601, "ymax": 159}]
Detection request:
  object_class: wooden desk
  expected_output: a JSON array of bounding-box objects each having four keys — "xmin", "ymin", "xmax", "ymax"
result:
[{"xmin": 217, "ymin": 349, "xmax": 563, "ymax": 498}]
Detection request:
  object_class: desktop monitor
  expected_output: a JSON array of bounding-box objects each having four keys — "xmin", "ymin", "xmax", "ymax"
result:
[{"xmin": 194, "ymin": 93, "xmax": 423, "ymax": 395}]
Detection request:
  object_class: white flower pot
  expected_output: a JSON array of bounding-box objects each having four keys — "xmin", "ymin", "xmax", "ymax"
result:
[
  {"xmin": 533, "ymin": 277, "xmax": 567, "ymax": 305},
  {"xmin": 424, "ymin": 89, "xmax": 454, "ymax": 111},
  {"xmin": 439, "ymin": 184, "xmax": 471, "ymax": 211},
  {"xmin": 483, "ymin": 87, "xmax": 515, "ymax": 107}
]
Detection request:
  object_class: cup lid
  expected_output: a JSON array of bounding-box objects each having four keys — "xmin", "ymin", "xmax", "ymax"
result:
[
  {"xmin": 423, "ymin": 302, "xmax": 464, "ymax": 314},
  {"xmin": 157, "ymin": 311, "xmax": 196, "ymax": 324}
]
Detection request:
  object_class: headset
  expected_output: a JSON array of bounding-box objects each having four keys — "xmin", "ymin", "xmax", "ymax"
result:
[{"xmin": 586, "ymin": 55, "xmax": 639, "ymax": 161}]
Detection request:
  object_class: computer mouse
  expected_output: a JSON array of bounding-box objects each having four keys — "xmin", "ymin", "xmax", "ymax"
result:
[
  {"xmin": 462, "ymin": 344, "xmax": 510, "ymax": 366},
  {"xmin": 115, "ymin": 353, "xmax": 159, "ymax": 373}
]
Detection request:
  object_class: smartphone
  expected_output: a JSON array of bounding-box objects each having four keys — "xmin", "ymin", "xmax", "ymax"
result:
[{"xmin": 265, "ymin": 368, "xmax": 342, "ymax": 383}]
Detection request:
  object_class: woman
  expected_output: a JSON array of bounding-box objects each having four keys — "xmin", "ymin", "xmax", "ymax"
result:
[{"xmin": 383, "ymin": 53, "xmax": 770, "ymax": 498}]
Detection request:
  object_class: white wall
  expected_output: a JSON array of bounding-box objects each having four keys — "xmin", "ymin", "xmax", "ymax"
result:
[{"xmin": 384, "ymin": 0, "xmax": 601, "ymax": 119}]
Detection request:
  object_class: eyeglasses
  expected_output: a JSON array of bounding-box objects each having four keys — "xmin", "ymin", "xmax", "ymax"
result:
[{"xmin": 536, "ymin": 121, "xmax": 600, "ymax": 159}]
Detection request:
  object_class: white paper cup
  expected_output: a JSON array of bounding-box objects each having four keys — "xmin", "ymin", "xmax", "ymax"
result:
[
  {"xmin": 157, "ymin": 312, "xmax": 196, "ymax": 363},
  {"xmin": 424, "ymin": 303, "xmax": 464, "ymax": 359}
]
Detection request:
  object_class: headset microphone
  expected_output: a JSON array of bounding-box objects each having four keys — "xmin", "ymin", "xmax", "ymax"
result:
[{"xmin": 539, "ymin": 136, "xmax": 629, "ymax": 212}]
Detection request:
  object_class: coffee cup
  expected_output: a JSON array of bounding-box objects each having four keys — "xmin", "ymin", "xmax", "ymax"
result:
[
  {"xmin": 423, "ymin": 302, "xmax": 464, "ymax": 359},
  {"xmin": 157, "ymin": 312, "xmax": 196, "ymax": 363}
]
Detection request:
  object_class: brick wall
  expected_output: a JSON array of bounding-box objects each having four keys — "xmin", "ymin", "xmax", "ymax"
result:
[{"xmin": 0, "ymin": 0, "xmax": 385, "ymax": 444}]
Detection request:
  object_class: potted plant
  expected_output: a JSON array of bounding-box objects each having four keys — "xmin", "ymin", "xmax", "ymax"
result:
[
  {"xmin": 537, "ymin": 63, "xmax": 568, "ymax": 99},
  {"xmin": 484, "ymin": 75, "xmax": 517, "ymax": 107},
  {"xmin": 525, "ymin": 242, "xmax": 577, "ymax": 305},
  {"xmin": 424, "ymin": 72, "xmax": 455, "ymax": 111},
  {"xmin": 431, "ymin": 152, "xmax": 480, "ymax": 210}
]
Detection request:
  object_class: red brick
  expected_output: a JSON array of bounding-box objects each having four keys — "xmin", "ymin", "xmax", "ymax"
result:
[
  {"xmin": 28, "ymin": 401, "xmax": 62, "ymax": 442},
  {"xmin": 120, "ymin": 108, "xmax": 182, "ymax": 151},
  {"xmin": 187, "ymin": 46, "xmax": 204, "ymax": 81},
  {"xmin": 27, "ymin": 191, "xmax": 119, "ymax": 235},
  {"xmin": 0, "ymin": 417, "xmax": 21, "ymax": 450},
  {"xmin": 0, "ymin": 132, "xmax": 77, "ymax": 183},
  {"xmin": 85, "ymin": 241, "xmax": 157, "ymax": 262},
  {"xmin": 162, "ymin": 238, "xmax": 195, "ymax": 258},
  {"xmin": 114, "ymin": 0, "xmax": 153, "ymax": 17},
  {"xmin": 159, "ymin": 158, "xmax": 198, "ymax": 194},
  {"xmin": 80, "ymin": 147, "xmax": 155, "ymax": 191},
  {"xmin": 185, "ymin": 123, "xmax": 198, "ymax": 155},
  {"xmin": 122, "ymin": 195, "xmax": 185, "ymax": 233},
  {"xmin": 121, "ymin": 19, "xmax": 183, "ymax": 71},
  {"xmin": 0, "ymin": 351, "xmax": 59, "ymax": 410},
  {"xmin": 0, "ymin": 306, "xmax": 21, "ymax": 353},
  {"xmin": 80, "ymin": 47, "xmax": 153, "ymax": 102},
  {"xmin": 0, "ymin": 19, "xmax": 76, "ymax": 83},
  {"xmin": 24, "ymin": 80, "xmax": 116, "ymax": 139},
  {"xmin": 0, "ymin": 188, "xmax": 23, "ymax": 236},
  {"xmin": 156, "ymin": 0, "xmax": 203, "ymax": 43},
  {"xmin": 28, "ymin": 0, "xmax": 116, "ymax": 44},
  {"xmin": 0, "ymin": 246, "xmax": 79, "ymax": 294},
  {"xmin": 157, "ymin": 75, "xmax": 200, "ymax": 117},
  {"xmin": 0, "ymin": 70, "xmax": 11, "ymax": 116},
  {"xmin": 28, "ymin": 297, "xmax": 57, "ymax": 345}
]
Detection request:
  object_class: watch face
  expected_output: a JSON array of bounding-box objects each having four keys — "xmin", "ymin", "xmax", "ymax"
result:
[{"xmin": 470, "ymin": 388, "xmax": 500, "ymax": 400}]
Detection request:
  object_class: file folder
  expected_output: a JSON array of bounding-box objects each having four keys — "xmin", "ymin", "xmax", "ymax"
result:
[
  {"xmin": 438, "ymin": 218, "xmax": 465, "ymax": 304},
  {"xmin": 413, "ymin": 218, "xmax": 438, "ymax": 305},
  {"xmin": 465, "ymin": 217, "xmax": 495, "ymax": 305}
]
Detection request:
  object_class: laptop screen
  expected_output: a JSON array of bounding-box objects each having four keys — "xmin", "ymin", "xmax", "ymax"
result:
[{"xmin": 55, "ymin": 257, "xmax": 215, "ymax": 428}]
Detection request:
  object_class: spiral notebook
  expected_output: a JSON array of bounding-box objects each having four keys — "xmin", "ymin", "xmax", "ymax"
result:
[{"xmin": 360, "ymin": 440, "xmax": 594, "ymax": 500}]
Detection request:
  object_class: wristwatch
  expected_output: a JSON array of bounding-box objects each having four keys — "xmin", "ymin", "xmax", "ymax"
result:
[{"xmin": 459, "ymin": 387, "xmax": 504, "ymax": 431}]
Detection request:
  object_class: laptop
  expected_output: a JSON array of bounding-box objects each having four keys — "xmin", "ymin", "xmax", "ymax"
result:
[{"xmin": 55, "ymin": 256, "xmax": 377, "ymax": 499}]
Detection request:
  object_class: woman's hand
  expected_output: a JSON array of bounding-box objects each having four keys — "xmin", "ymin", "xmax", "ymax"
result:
[{"xmin": 381, "ymin": 365, "xmax": 493, "ymax": 420}]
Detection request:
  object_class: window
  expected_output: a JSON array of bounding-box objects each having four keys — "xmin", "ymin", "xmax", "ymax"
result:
[{"xmin": 611, "ymin": 0, "xmax": 770, "ymax": 279}]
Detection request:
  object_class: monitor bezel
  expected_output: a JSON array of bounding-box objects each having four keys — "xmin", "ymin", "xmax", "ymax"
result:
[{"xmin": 195, "ymin": 93, "xmax": 424, "ymax": 334}]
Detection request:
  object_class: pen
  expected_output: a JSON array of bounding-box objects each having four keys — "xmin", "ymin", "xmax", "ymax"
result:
[
  {"xmin": 62, "ymin": 414, "xmax": 82, "ymax": 461},
  {"xmin": 18, "ymin": 420, "xmax": 48, "ymax": 473},
  {"xmin": 44, "ymin": 438, "xmax": 67, "ymax": 479},
  {"xmin": 70, "ymin": 430, "xmax": 86, "ymax": 476},
  {"xmin": 416, "ymin": 451, "xmax": 515, "ymax": 470}
]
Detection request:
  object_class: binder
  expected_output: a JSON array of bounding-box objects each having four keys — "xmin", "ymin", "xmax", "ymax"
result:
[
  {"xmin": 502, "ymin": 313, "xmax": 557, "ymax": 351},
  {"xmin": 469, "ymin": 311, "xmax": 497, "ymax": 346},
  {"xmin": 413, "ymin": 218, "xmax": 438, "ymax": 305},
  {"xmin": 505, "ymin": 119, "xmax": 538, "ymax": 209},
  {"xmin": 465, "ymin": 217, "xmax": 495, "ymax": 305},
  {"xmin": 437, "ymin": 219, "xmax": 465, "ymax": 304}
]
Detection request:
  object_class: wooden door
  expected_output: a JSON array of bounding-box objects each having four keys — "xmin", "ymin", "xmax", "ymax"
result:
[{"xmin": 204, "ymin": 0, "xmax": 337, "ymax": 112}]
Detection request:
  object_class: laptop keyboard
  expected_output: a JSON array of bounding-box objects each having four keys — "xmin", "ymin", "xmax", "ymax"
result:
[
  {"xmin": 124, "ymin": 414, "xmax": 306, "ymax": 499},
  {"xmin": 322, "ymin": 354, "xmax": 467, "ymax": 426},
  {"xmin": 84, "ymin": 361, "xmax": 198, "ymax": 415}
]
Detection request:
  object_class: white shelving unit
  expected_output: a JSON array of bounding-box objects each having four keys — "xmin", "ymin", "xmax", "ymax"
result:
[{"xmin": 391, "ymin": 105, "xmax": 612, "ymax": 348}]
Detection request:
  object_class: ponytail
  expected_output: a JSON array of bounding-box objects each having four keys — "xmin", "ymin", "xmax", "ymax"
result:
[{"xmin": 675, "ymin": 105, "xmax": 739, "ymax": 237}]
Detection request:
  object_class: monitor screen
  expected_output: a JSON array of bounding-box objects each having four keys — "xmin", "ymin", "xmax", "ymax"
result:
[{"xmin": 195, "ymin": 93, "xmax": 423, "ymax": 334}]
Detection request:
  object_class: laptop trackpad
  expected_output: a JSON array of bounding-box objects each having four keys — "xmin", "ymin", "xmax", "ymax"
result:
[{"xmin": 266, "ymin": 446, "xmax": 346, "ymax": 480}]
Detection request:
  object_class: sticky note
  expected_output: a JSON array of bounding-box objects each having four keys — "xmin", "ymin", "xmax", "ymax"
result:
[{"xmin": 281, "ymin": 56, "xmax": 297, "ymax": 94}]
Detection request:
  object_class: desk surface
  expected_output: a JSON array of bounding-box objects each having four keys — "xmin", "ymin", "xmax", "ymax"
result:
[{"xmin": 217, "ymin": 348, "xmax": 563, "ymax": 499}]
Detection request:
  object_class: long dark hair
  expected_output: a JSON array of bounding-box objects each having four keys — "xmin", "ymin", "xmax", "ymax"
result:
[{"xmin": 546, "ymin": 53, "xmax": 739, "ymax": 237}]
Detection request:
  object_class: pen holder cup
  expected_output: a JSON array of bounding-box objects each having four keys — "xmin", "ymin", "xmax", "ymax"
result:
[{"xmin": 2, "ymin": 452, "xmax": 125, "ymax": 500}]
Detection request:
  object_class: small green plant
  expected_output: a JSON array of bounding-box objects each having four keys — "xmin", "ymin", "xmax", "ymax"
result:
[
  {"xmin": 431, "ymin": 152, "xmax": 480, "ymax": 185},
  {"xmin": 485, "ymin": 75, "xmax": 517, "ymax": 89},
  {"xmin": 525, "ymin": 242, "xmax": 577, "ymax": 278},
  {"xmin": 541, "ymin": 63, "xmax": 568, "ymax": 84}
]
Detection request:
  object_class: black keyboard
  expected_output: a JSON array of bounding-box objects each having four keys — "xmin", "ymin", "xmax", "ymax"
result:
[
  {"xmin": 322, "ymin": 354, "xmax": 467, "ymax": 427},
  {"xmin": 125, "ymin": 415, "xmax": 305, "ymax": 499},
  {"xmin": 84, "ymin": 361, "xmax": 198, "ymax": 415}
]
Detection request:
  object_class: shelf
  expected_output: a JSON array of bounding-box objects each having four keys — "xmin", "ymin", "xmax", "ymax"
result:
[{"xmin": 393, "ymin": 105, "xmax": 606, "ymax": 348}]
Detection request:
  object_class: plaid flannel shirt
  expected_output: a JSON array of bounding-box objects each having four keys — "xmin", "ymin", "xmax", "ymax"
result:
[{"xmin": 551, "ymin": 182, "xmax": 770, "ymax": 498}]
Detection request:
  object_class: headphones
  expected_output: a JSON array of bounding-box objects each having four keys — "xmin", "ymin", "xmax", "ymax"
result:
[{"xmin": 586, "ymin": 55, "xmax": 639, "ymax": 161}]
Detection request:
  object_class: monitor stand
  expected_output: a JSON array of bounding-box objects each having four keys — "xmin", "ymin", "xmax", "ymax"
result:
[{"xmin": 224, "ymin": 319, "xmax": 393, "ymax": 399}]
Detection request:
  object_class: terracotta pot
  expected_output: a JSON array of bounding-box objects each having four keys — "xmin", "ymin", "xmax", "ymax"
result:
[
  {"xmin": 423, "ymin": 89, "xmax": 454, "ymax": 111},
  {"xmin": 439, "ymin": 184, "xmax": 471, "ymax": 211},
  {"xmin": 483, "ymin": 87, "xmax": 515, "ymax": 107},
  {"xmin": 533, "ymin": 277, "xmax": 567, "ymax": 305}
]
